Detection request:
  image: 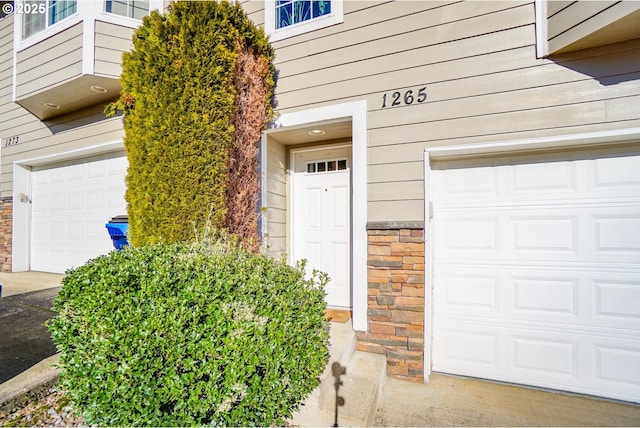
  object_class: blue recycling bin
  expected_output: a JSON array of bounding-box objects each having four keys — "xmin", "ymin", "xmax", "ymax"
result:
[{"xmin": 106, "ymin": 215, "xmax": 129, "ymax": 250}]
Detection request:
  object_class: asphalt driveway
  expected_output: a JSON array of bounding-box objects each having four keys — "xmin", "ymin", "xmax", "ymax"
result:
[{"xmin": 0, "ymin": 287, "xmax": 60, "ymax": 383}]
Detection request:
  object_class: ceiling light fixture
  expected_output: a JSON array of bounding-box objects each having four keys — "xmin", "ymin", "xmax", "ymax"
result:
[
  {"xmin": 90, "ymin": 85, "xmax": 108, "ymax": 93},
  {"xmin": 44, "ymin": 102, "xmax": 60, "ymax": 109},
  {"xmin": 308, "ymin": 129, "xmax": 325, "ymax": 136}
]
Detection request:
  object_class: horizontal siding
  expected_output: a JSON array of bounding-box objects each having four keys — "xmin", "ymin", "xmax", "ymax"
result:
[
  {"xmin": 0, "ymin": 14, "xmax": 12, "ymax": 34},
  {"xmin": 270, "ymin": 0, "xmax": 640, "ymax": 222},
  {"xmin": 15, "ymin": 22, "xmax": 83, "ymax": 99},
  {"xmin": 548, "ymin": 1, "xmax": 640, "ymax": 54},
  {"xmin": 265, "ymin": 139, "xmax": 287, "ymax": 257},
  {"xmin": 0, "ymin": 14, "xmax": 15, "ymax": 134},
  {"xmin": 239, "ymin": 0, "xmax": 264, "ymax": 27},
  {"xmin": 547, "ymin": 1, "xmax": 613, "ymax": 39},
  {"xmin": 0, "ymin": 115, "xmax": 125, "ymax": 197},
  {"xmin": 94, "ymin": 21, "xmax": 134, "ymax": 78},
  {"xmin": 546, "ymin": 1, "xmax": 573, "ymax": 18},
  {"xmin": 0, "ymin": 17, "xmax": 12, "ymax": 94}
]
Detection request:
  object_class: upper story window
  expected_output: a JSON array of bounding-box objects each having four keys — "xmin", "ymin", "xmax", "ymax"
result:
[
  {"xmin": 275, "ymin": 0, "xmax": 331, "ymax": 30},
  {"xmin": 266, "ymin": 0, "xmax": 342, "ymax": 42},
  {"xmin": 22, "ymin": 0, "xmax": 77, "ymax": 40},
  {"xmin": 105, "ymin": 0, "xmax": 149, "ymax": 20}
]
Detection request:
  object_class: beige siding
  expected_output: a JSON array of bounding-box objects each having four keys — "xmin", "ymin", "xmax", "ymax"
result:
[
  {"xmin": 94, "ymin": 21, "xmax": 135, "ymax": 78},
  {"xmin": 264, "ymin": 1, "xmax": 640, "ymax": 222},
  {"xmin": 239, "ymin": 0, "xmax": 264, "ymax": 27},
  {"xmin": 546, "ymin": 1, "xmax": 573, "ymax": 18},
  {"xmin": 1, "ymin": 15, "xmax": 125, "ymax": 198},
  {"xmin": 0, "ymin": 14, "xmax": 14, "ymax": 113},
  {"xmin": 547, "ymin": 1, "xmax": 640, "ymax": 54},
  {"xmin": 265, "ymin": 137, "xmax": 287, "ymax": 257},
  {"xmin": 15, "ymin": 22, "xmax": 83, "ymax": 99},
  {"xmin": 547, "ymin": 1, "xmax": 613, "ymax": 39}
]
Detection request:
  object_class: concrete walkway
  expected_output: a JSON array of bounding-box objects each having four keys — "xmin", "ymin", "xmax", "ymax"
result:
[
  {"xmin": 374, "ymin": 374, "xmax": 640, "ymax": 427},
  {"xmin": 0, "ymin": 271, "xmax": 64, "ymax": 298},
  {"xmin": 295, "ymin": 322, "xmax": 640, "ymax": 427}
]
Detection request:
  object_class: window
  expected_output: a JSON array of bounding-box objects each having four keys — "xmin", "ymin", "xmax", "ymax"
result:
[
  {"xmin": 276, "ymin": 0, "xmax": 331, "ymax": 30},
  {"xmin": 105, "ymin": 0, "xmax": 149, "ymax": 20},
  {"xmin": 306, "ymin": 159, "xmax": 348, "ymax": 174},
  {"xmin": 266, "ymin": 0, "xmax": 342, "ymax": 42},
  {"xmin": 22, "ymin": 0, "xmax": 77, "ymax": 40}
]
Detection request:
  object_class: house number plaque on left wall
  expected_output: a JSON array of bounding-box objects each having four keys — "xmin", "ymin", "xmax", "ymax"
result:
[
  {"xmin": 3, "ymin": 136, "xmax": 19, "ymax": 147},
  {"xmin": 381, "ymin": 86, "xmax": 427, "ymax": 109}
]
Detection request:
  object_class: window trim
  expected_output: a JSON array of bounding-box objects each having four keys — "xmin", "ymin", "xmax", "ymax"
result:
[
  {"xmin": 265, "ymin": 0, "xmax": 343, "ymax": 42},
  {"xmin": 15, "ymin": 0, "xmax": 161, "ymax": 52},
  {"xmin": 104, "ymin": 0, "xmax": 150, "ymax": 20},
  {"xmin": 20, "ymin": 0, "xmax": 79, "ymax": 41}
]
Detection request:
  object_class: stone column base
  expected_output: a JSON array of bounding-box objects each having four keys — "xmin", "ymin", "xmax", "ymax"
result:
[{"xmin": 357, "ymin": 222, "xmax": 425, "ymax": 382}]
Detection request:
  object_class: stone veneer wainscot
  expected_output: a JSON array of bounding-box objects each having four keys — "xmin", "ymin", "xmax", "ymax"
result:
[
  {"xmin": 357, "ymin": 222, "xmax": 425, "ymax": 382},
  {"xmin": 0, "ymin": 198, "xmax": 12, "ymax": 272}
]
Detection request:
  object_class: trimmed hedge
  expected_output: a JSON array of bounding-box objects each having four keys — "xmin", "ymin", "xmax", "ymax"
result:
[
  {"xmin": 48, "ymin": 236, "xmax": 329, "ymax": 426},
  {"xmin": 107, "ymin": 1, "xmax": 274, "ymax": 247}
]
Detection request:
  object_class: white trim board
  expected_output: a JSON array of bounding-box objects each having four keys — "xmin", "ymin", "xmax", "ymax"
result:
[
  {"xmin": 423, "ymin": 126, "xmax": 640, "ymax": 383},
  {"xmin": 427, "ymin": 127, "xmax": 640, "ymax": 160},
  {"xmin": 262, "ymin": 100, "xmax": 368, "ymax": 331}
]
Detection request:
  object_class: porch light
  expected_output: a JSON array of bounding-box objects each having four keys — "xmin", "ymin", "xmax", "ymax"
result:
[
  {"xmin": 90, "ymin": 85, "xmax": 108, "ymax": 93},
  {"xmin": 44, "ymin": 102, "xmax": 60, "ymax": 109},
  {"xmin": 308, "ymin": 129, "xmax": 325, "ymax": 136}
]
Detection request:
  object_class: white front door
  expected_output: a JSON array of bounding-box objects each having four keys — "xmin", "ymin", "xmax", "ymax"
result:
[{"xmin": 292, "ymin": 146, "xmax": 351, "ymax": 308}]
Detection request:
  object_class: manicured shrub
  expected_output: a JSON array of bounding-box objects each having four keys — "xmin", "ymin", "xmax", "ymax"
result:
[
  {"xmin": 107, "ymin": 1, "xmax": 274, "ymax": 248},
  {"xmin": 48, "ymin": 236, "xmax": 329, "ymax": 426}
]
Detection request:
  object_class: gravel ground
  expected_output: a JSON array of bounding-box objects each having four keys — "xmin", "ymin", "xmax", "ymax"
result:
[{"xmin": 0, "ymin": 387, "xmax": 87, "ymax": 427}]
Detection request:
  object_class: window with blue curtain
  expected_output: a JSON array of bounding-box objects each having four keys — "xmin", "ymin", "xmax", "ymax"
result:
[{"xmin": 275, "ymin": 0, "xmax": 331, "ymax": 30}]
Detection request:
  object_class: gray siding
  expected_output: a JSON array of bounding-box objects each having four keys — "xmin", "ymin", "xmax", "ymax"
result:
[
  {"xmin": 250, "ymin": 1, "xmax": 640, "ymax": 222},
  {"xmin": 15, "ymin": 22, "xmax": 83, "ymax": 99},
  {"xmin": 94, "ymin": 20, "xmax": 134, "ymax": 78}
]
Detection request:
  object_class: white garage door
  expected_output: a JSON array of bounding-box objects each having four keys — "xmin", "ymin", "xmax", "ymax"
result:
[
  {"xmin": 30, "ymin": 154, "xmax": 128, "ymax": 274},
  {"xmin": 431, "ymin": 148, "xmax": 640, "ymax": 403}
]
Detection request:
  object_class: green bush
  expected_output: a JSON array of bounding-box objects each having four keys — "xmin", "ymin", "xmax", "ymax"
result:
[
  {"xmin": 48, "ymin": 237, "xmax": 329, "ymax": 426},
  {"xmin": 107, "ymin": 1, "xmax": 274, "ymax": 247}
]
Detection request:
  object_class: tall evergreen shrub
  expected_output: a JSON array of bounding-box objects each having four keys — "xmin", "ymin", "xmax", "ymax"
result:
[{"xmin": 108, "ymin": 1, "xmax": 274, "ymax": 247}]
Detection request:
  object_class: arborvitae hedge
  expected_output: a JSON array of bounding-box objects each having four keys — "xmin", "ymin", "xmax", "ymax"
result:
[{"xmin": 108, "ymin": 1, "xmax": 274, "ymax": 247}]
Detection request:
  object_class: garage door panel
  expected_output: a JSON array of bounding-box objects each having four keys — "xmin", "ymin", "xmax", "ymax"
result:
[
  {"xmin": 435, "ymin": 320, "xmax": 640, "ymax": 400},
  {"xmin": 594, "ymin": 342, "xmax": 640, "ymax": 386},
  {"xmin": 30, "ymin": 154, "xmax": 127, "ymax": 273},
  {"xmin": 437, "ymin": 267, "xmax": 640, "ymax": 329},
  {"xmin": 593, "ymin": 155, "xmax": 640, "ymax": 189},
  {"xmin": 593, "ymin": 214, "xmax": 640, "ymax": 254},
  {"xmin": 432, "ymin": 149, "xmax": 640, "ymax": 402},
  {"xmin": 594, "ymin": 278, "xmax": 640, "ymax": 322},
  {"xmin": 434, "ymin": 153, "xmax": 640, "ymax": 205},
  {"xmin": 436, "ymin": 207, "xmax": 640, "ymax": 264}
]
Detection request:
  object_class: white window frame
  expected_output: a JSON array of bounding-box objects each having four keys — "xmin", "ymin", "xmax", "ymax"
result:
[
  {"xmin": 265, "ymin": 0, "xmax": 343, "ymax": 43},
  {"xmin": 104, "ymin": 0, "xmax": 150, "ymax": 20},
  {"xmin": 15, "ymin": 0, "xmax": 162, "ymax": 52},
  {"xmin": 19, "ymin": 0, "xmax": 79, "ymax": 41}
]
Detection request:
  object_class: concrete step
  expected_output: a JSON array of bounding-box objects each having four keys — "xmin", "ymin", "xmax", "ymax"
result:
[{"xmin": 290, "ymin": 321, "xmax": 387, "ymax": 427}]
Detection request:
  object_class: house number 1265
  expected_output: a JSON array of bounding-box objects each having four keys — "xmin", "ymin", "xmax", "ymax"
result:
[{"xmin": 381, "ymin": 87, "xmax": 427, "ymax": 108}]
